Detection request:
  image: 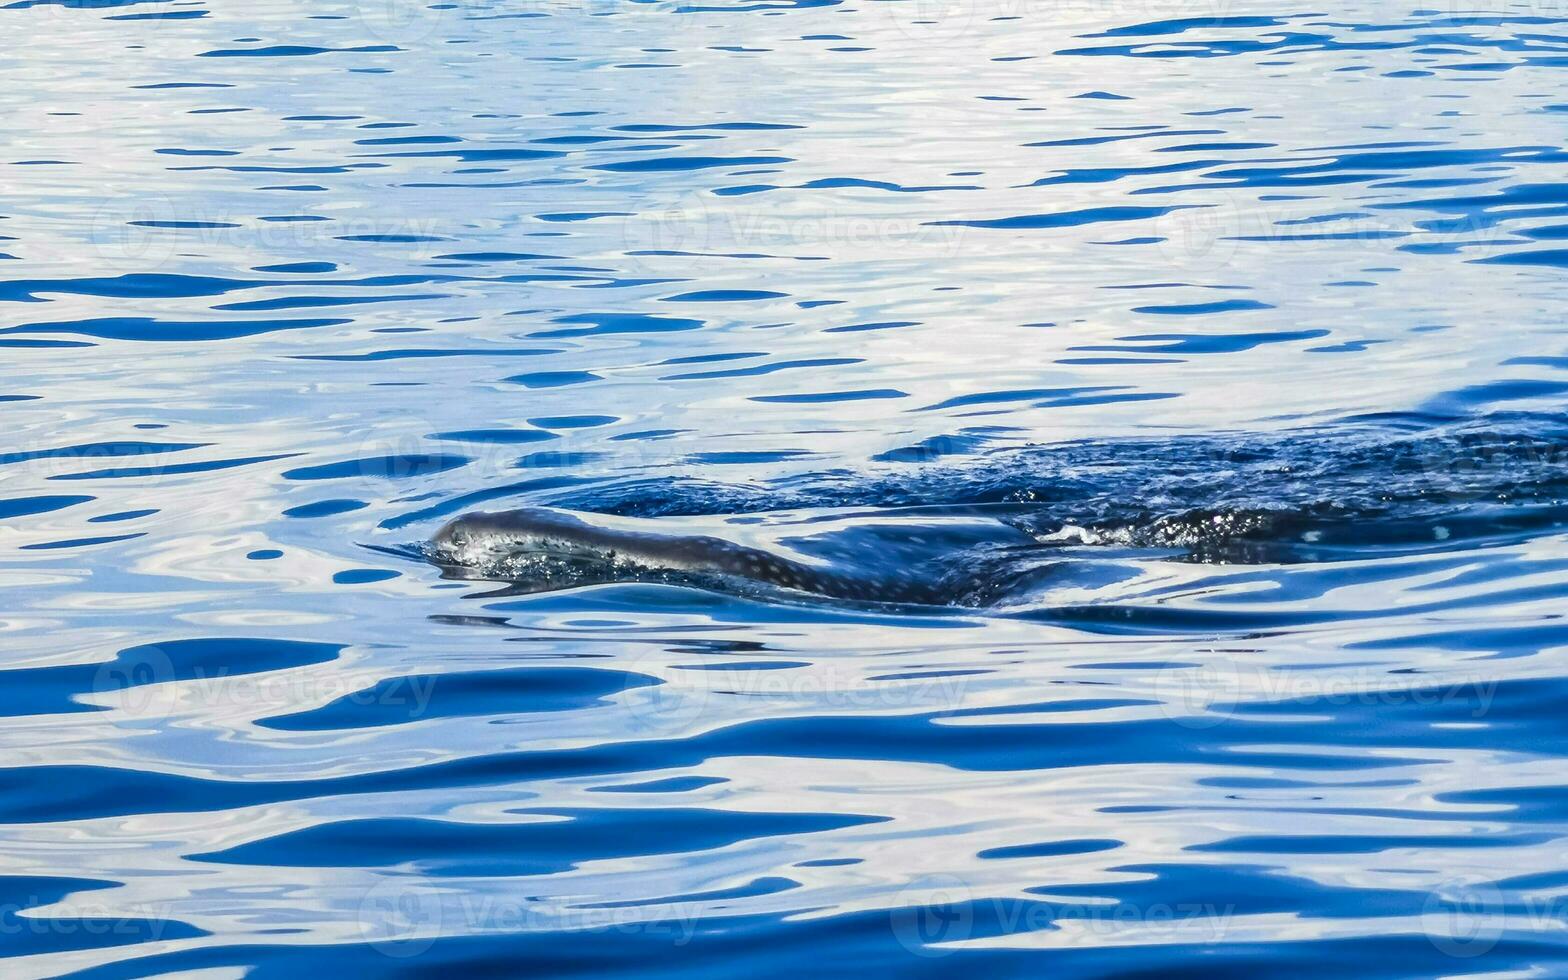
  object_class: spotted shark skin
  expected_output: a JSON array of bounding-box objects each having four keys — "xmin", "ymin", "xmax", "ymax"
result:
[{"xmin": 430, "ymin": 507, "xmax": 948, "ymax": 604}]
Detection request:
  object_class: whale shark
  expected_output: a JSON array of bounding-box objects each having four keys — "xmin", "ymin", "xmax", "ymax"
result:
[
  {"xmin": 419, "ymin": 416, "xmax": 1568, "ymax": 607},
  {"xmin": 429, "ymin": 506, "xmax": 1037, "ymax": 605}
]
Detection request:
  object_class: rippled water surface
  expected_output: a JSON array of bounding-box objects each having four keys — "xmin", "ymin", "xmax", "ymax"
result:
[{"xmin": 7, "ymin": 1, "xmax": 1568, "ymax": 975}]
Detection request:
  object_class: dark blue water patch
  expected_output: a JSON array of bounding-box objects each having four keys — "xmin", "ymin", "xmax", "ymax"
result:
[
  {"xmin": 1477, "ymin": 249, "xmax": 1568, "ymax": 268},
  {"xmin": 198, "ymin": 44, "xmax": 399, "ymax": 57},
  {"xmin": 247, "ymin": 549, "xmax": 283, "ymax": 561},
  {"xmin": 0, "ymin": 494, "xmax": 93, "ymax": 519},
  {"xmin": 87, "ymin": 509, "xmax": 157, "ymax": 523},
  {"xmin": 611, "ymin": 429, "xmax": 687, "ymax": 441},
  {"xmin": 19, "ymin": 532, "xmax": 144, "ymax": 550},
  {"xmin": 1132, "ymin": 299, "xmax": 1276, "ymax": 315},
  {"xmin": 331, "ymin": 568, "xmax": 400, "ymax": 585},
  {"xmin": 366, "ymin": 147, "xmax": 563, "ymax": 162},
  {"xmin": 282, "ymin": 454, "xmax": 470, "ymax": 481},
  {"xmin": 1160, "ymin": 140, "xmax": 1276, "ymax": 153},
  {"xmin": 823, "ymin": 320, "xmax": 919, "ymax": 333},
  {"xmin": 673, "ymin": 660, "xmax": 810, "ymax": 672},
  {"xmin": 433, "ymin": 251, "xmax": 562, "ymax": 262},
  {"xmin": 1189, "ymin": 832, "xmax": 1554, "ymax": 855},
  {"xmin": 129, "ymin": 218, "xmax": 238, "ymax": 227},
  {"xmin": 535, "ymin": 211, "xmax": 633, "ymax": 222},
  {"xmin": 516, "ymin": 451, "xmax": 603, "ymax": 468},
  {"xmin": 665, "ymin": 357, "xmax": 858, "ymax": 381},
  {"xmin": 659, "ymin": 351, "xmax": 765, "ymax": 367},
  {"xmin": 588, "ymin": 155, "xmax": 792, "ymax": 172},
  {"xmin": 1034, "ymin": 389, "xmax": 1180, "ymax": 408},
  {"xmin": 927, "ymin": 204, "xmax": 1198, "ymax": 230},
  {"xmin": 1030, "ymin": 128, "xmax": 1223, "ymax": 150},
  {"xmin": 1436, "ymin": 784, "xmax": 1568, "ymax": 825},
  {"xmin": 115, "ymin": 638, "xmax": 342, "ymax": 684},
  {"xmin": 589, "ymin": 776, "xmax": 730, "ymax": 794},
  {"xmin": 431, "ymin": 428, "xmax": 557, "ymax": 445},
  {"xmin": 0, "ymin": 272, "xmax": 275, "ymax": 303},
  {"xmin": 724, "ymin": 176, "xmax": 981, "ymax": 195},
  {"xmin": 611, "ymin": 122, "xmax": 803, "ymax": 133},
  {"xmin": 1308, "ymin": 339, "xmax": 1386, "ymax": 354},
  {"xmin": 504, "ymin": 371, "xmax": 602, "ymax": 388},
  {"xmin": 50, "ymin": 453, "xmax": 298, "ymax": 481},
  {"xmin": 213, "ymin": 293, "xmax": 449, "ymax": 312},
  {"xmin": 253, "ymin": 262, "xmax": 336, "ymax": 274},
  {"xmin": 532, "ymin": 313, "xmax": 703, "ymax": 337},
  {"xmin": 292, "ymin": 347, "xmax": 560, "ymax": 362},
  {"xmin": 916, "ymin": 385, "xmax": 1130, "ymax": 412},
  {"xmin": 5, "ymin": 0, "xmax": 177, "ymax": 9},
  {"xmin": 1023, "ymin": 158, "xmax": 1222, "ymax": 190},
  {"xmin": 258, "ymin": 666, "xmax": 659, "ymax": 731},
  {"xmin": 749, "ymin": 389, "xmax": 906, "ymax": 403},
  {"xmin": 190, "ymin": 808, "xmax": 886, "ymax": 877},
  {"xmin": 335, "ymin": 235, "xmax": 447, "ymax": 244},
  {"xmin": 1058, "ymin": 29, "xmax": 1335, "ymax": 60},
  {"xmin": 0, "ymin": 317, "xmax": 350, "ymax": 342},
  {"xmin": 867, "ymin": 668, "xmax": 990, "ymax": 682},
  {"xmin": 1070, "ymin": 329, "xmax": 1330, "ymax": 355},
  {"xmin": 1087, "ymin": 15, "xmax": 1287, "ymax": 38},
  {"xmin": 1233, "ymin": 231, "xmax": 1409, "ymax": 243},
  {"xmin": 282, "ymin": 499, "xmax": 368, "ymax": 519},
  {"xmin": 354, "ymin": 135, "xmax": 462, "ymax": 147},
  {"xmin": 528, "ymin": 415, "xmax": 617, "ymax": 429},
  {"xmin": 977, "ymin": 838, "xmax": 1123, "ymax": 860},
  {"xmin": 685, "ymin": 450, "xmax": 812, "ymax": 465},
  {"xmin": 660, "ymin": 290, "xmax": 787, "ymax": 302}
]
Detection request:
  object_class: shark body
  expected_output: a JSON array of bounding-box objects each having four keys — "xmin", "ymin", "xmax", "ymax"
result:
[{"xmin": 431, "ymin": 507, "xmax": 920, "ymax": 602}]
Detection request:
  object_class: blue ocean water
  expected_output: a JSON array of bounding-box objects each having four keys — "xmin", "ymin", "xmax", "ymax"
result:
[{"xmin": 5, "ymin": 0, "xmax": 1568, "ymax": 975}]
